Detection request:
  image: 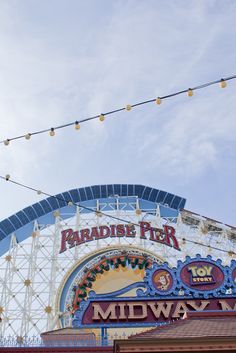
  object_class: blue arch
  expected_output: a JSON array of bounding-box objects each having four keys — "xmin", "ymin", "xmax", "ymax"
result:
[{"xmin": 0, "ymin": 184, "xmax": 186, "ymax": 255}]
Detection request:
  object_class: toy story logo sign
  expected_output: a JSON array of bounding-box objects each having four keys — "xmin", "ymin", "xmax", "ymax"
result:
[
  {"xmin": 59, "ymin": 222, "xmax": 180, "ymax": 253},
  {"xmin": 72, "ymin": 256, "xmax": 236, "ymax": 329}
]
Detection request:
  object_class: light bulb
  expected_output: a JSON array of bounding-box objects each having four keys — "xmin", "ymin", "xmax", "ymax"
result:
[
  {"xmin": 220, "ymin": 79, "xmax": 227, "ymax": 88},
  {"xmin": 99, "ymin": 114, "xmax": 105, "ymax": 122},
  {"xmin": 187, "ymin": 89, "xmax": 193, "ymax": 97},
  {"xmin": 4, "ymin": 139, "xmax": 10, "ymax": 146},
  {"xmin": 24, "ymin": 279, "xmax": 31, "ymax": 287},
  {"xmin": 5, "ymin": 174, "xmax": 10, "ymax": 181},
  {"xmin": 156, "ymin": 97, "xmax": 162, "ymax": 105},
  {"xmin": 49, "ymin": 128, "xmax": 55, "ymax": 137},
  {"xmin": 25, "ymin": 133, "xmax": 31, "ymax": 140},
  {"xmin": 53, "ymin": 211, "xmax": 60, "ymax": 217},
  {"xmin": 75, "ymin": 121, "xmax": 80, "ymax": 130},
  {"xmin": 126, "ymin": 104, "xmax": 132, "ymax": 111}
]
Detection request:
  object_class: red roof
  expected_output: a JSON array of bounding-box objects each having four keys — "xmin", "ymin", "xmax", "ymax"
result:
[{"xmin": 129, "ymin": 311, "xmax": 236, "ymax": 340}]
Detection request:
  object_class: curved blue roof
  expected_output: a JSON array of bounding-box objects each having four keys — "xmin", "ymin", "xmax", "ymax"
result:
[{"xmin": 0, "ymin": 184, "xmax": 186, "ymax": 254}]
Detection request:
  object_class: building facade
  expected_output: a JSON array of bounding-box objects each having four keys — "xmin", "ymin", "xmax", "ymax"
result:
[{"xmin": 0, "ymin": 184, "xmax": 235, "ymax": 350}]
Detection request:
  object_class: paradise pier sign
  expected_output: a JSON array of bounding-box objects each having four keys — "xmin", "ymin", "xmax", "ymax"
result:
[
  {"xmin": 60, "ymin": 221, "xmax": 180, "ymax": 253},
  {"xmin": 72, "ymin": 256, "xmax": 236, "ymax": 328}
]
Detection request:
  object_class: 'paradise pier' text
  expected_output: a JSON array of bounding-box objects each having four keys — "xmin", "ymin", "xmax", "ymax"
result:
[{"xmin": 59, "ymin": 222, "xmax": 180, "ymax": 253}]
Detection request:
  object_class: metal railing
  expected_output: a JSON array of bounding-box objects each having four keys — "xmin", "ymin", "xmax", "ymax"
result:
[{"xmin": 0, "ymin": 332, "xmax": 129, "ymax": 347}]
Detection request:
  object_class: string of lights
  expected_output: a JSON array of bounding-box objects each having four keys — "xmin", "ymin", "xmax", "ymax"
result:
[
  {"xmin": 0, "ymin": 174, "xmax": 235, "ymax": 256},
  {"xmin": 1, "ymin": 75, "xmax": 235, "ymax": 146}
]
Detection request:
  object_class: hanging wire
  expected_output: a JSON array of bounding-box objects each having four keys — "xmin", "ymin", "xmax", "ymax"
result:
[
  {"xmin": 0, "ymin": 175, "xmax": 235, "ymax": 256},
  {"xmin": 1, "ymin": 75, "xmax": 235, "ymax": 145}
]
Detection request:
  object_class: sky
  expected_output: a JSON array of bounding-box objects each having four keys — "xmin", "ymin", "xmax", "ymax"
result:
[{"xmin": 0, "ymin": 0, "xmax": 235, "ymax": 226}]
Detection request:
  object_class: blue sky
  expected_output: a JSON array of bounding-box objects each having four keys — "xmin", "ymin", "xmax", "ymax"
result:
[{"xmin": 0, "ymin": 0, "xmax": 235, "ymax": 225}]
